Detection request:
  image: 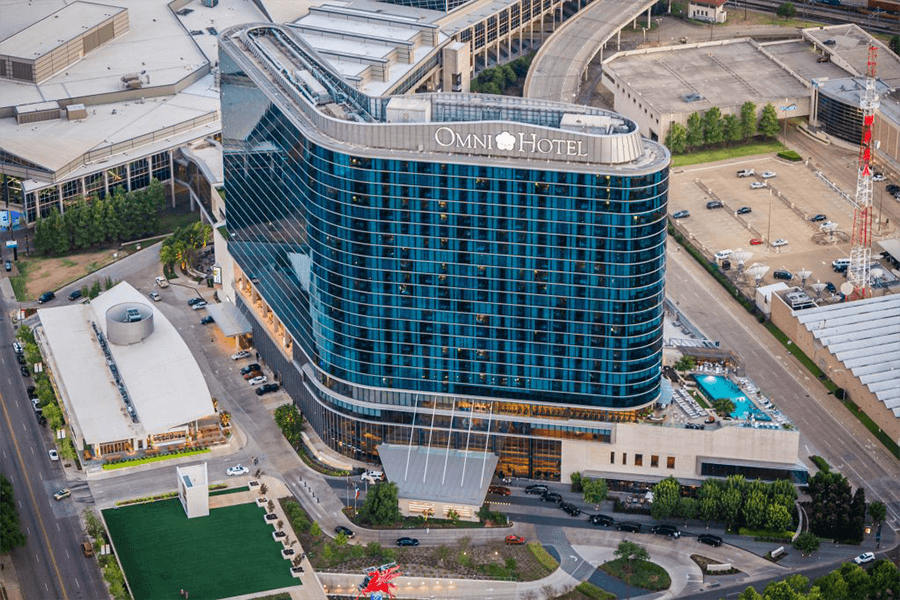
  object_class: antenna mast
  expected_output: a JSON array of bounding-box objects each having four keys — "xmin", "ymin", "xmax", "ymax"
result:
[{"xmin": 848, "ymin": 45, "xmax": 878, "ymax": 299}]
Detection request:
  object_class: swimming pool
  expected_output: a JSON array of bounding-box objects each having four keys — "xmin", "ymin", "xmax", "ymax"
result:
[{"xmin": 692, "ymin": 374, "xmax": 771, "ymax": 421}]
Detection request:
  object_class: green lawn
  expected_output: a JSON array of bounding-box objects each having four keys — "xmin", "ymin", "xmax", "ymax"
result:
[
  {"xmin": 103, "ymin": 499, "xmax": 299, "ymax": 600},
  {"xmin": 600, "ymin": 558, "xmax": 671, "ymax": 591},
  {"xmin": 671, "ymin": 140, "xmax": 785, "ymax": 168},
  {"xmin": 102, "ymin": 448, "xmax": 211, "ymax": 470},
  {"xmin": 210, "ymin": 486, "xmax": 249, "ymax": 497}
]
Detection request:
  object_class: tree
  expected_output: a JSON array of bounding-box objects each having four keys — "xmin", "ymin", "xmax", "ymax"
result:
[
  {"xmin": 719, "ymin": 487, "xmax": 742, "ymax": 530},
  {"xmin": 43, "ymin": 403, "xmax": 65, "ymax": 430},
  {"xmin": 867, "ymin": 500, "xmax": 887, "ymax": 524},
  {"xmin": 703, "ymin": 107, "xmax": 724, "ymax": 146},
  {"xmin": 743, "ymin": 488, "xmax": 768, "ymax": 530},
  {"xmin": 724, "ymin": 114, "xmax": 743, "ymax": 143},
  {"xmin": 776, "ymin": 2, "xmax": 796, "ymax": 19},
  {"xmin": 674, "ymin": 496, "xmax": 697, "ymax": 523},
  {"xmin": 650, "ymin": 476, "xmax": 680, "ymax": 520},
  {"xmin": 84, "ymin": 508, "xmax": 105, "ymax": 539},
  {"xmin": 814, "ymin": 571, "xmax": 850, "ymax": 600},
  {"xmin": 1, "ymin": 474, "xmax": 27, "ymax": 552},
  {"xmin": 712, "ymin": 398, "xmax": 736, "ymax": 416},
  {"xmin": 699, "ymin": 495, "xmax": 718, "ymax": 524},
  {"xmin": 359, "ymin": 482, "xmax": 402, "ymax": 526},
  {"xmin": 767, "ymin": 503, "xmax": 792, "ymax": 533},
  {"xmin": 582, "ymin": 477, "xmax": 608, "ymax": 505},
  {"xmin": 274, "ymin": 403, "xmax": 303, "ymax": 448},
  {"xmin": 740, "ymin": 101, "xmax": 757, "ymax": 140},
  {"xmin": 613, "ymin": 540, "xmax": 649, "ymax": 578},
  {"xmin": 793, "ymin": 531, "xmax": 820, "ymax": 555},
  {"xmin": 759, "ymin": 103, "xmax": 780, "ymax": 139},
  {"xmin": 664, "ymin": 122, "xmax": 688, "ymax": 155},
  {"xmin": 686, "ymin": 112, "xmax": 704, "ymax": 149},
  {"xmin": 673, "ymin": 355, "xmax": 695, "ymax": 371},
  {"xmin": 90, "ymin": 280, "xmax": 102, "ymax": 299},
  {"xmin": 738, "ymin": 588, "xmax": 764, "ymax": 600},
  {"xmin": 570, "ymin": 471, "xmax": 583, "ymax": 493},
  {"xmin": 868, "ymin": 560, "xmax": 900, "ymax": 599},
  {"xmin": 891, "ymin": 35, "xmax": 900, "ymax": 57}
]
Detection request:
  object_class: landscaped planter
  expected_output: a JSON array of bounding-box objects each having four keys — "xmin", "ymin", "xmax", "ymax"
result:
[
  {"xmin": 264, "ymin": 513, "xmax": 278, "ymax": 524},
  {"xmin": 273, "ymin": 531, "xmax": 287, "ymax": 541},
  {"xmin": 249, "ymin": 480, "xmax": 260, "ymax": 488},
  {"xmin": 290, "ymin": 566, "xmax": 304, "ymax": 578},
  {"xmin": 281, "ymin": 548, "xmax": 295, "ymax": 559},
  {"xmin": 256, "ymin": 497, "xmax": 268, "ymax": 506}
]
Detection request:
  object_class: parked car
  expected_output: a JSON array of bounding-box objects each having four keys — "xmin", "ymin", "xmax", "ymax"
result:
[
  {"xmin": 772, "ymin": 239, "xmax": 788, "ymax": 247},
  {"xmin": 81, "ymin": 542, "xmax": 94, "ymax": 557},
  {"xmin": 651, "ymin": 524, "xmax": 681, "ymax": 539},
  {"xmin": 616, "ymin": 522, "xmax": 642, "ymax": 533},
  {"xmin": 231, "ymin": 350, "xmax": 251, "ymax": 360},
  {"xmin": 48, "ymin": 449, "xmax": 59, "ymax": 461},
  {"xmin": 256, "ymin": 383, "xmax": 280, "ymax": 396},
  {"xmin": 187, "ymin": 297, "xmax": 204, "ymax": 306},
  {"xmin": 20, "ymin": 365, "xmax": 30, "ymax": 377},
  {"xmin": 698, "ymin": 534, "xmax": 723, "ymax": 547},
  {"xmin": 38, "ymin": 291, "xmax": 55, "ymax": 304},
  {"xmin": 241, "ymin": 363, "xmax": 261, "ymax": 375},
  {"xmin": 715, "ymin": 249, "xmax": 733, "ymax": 261},
  {"xmin": 16, "ymin": 354, "xmax": 26, "ymax": 365},
  {"xmin": 589, "ymin": 514, "xmax": 615, "ymax": 527},
  {"xmin": 488, "ymin": 485, "xmax": 511, "ymax": 496},
  {"xmin": 810, "ymin": 214, "xmax": 828, "ymax": 222},
  {"xmin": 191, "ymin": 301, "xmax": 208, "ymax": 310},
  {"xmin": 243, "ymin": 370, "xmax": 263, "ymax": 380},
  {"xmin": 525, "ymin": 484, "xmax": 549, "ymax": 495},
  {"xmin": 823, "ymin": 39, "xmax": 836, "ymax": 46},
  {"xmin": 832, "ymin": 258, "xmax": 851, "ymax": 273},
  {"xmin": 773, "ymin": 270, "xmax": 793, "ymax": 280},
  {"xmin": 248, "ymin": 375, "xmax": 268, "ymax": 386},
  {"xmin": 361, "ymin": 471, "xmax": 385, "ymax": 484},
  {"xmin": 736, "ymin": 206, "xmax": 752, "ymax": 215},
  {"xmin": 825, "ymin": 282, "xmax": 837, "ymax": 294},
  {"xmin": 854, "ymin": 552, "xmax": 875, "ymax": 565},
  {"xmin": 886, "ymin": 184, "xmax": 900, "ymax": 195},
  {"xmin": 155, "ymin": 276, "xmax": 169, "ymax": 288},
  {"xmin": 200, "ymin": 315, "xmax": 215, "ymax": 325},
  {"xmin": 762, "ymin": 171, "xmax": 777, "ymax": 179},
  {"xmin": 560, "ymin": 502, "xmax": 582, "ymax": 516},
  {"xmin": 4, "ymin": 260, "xmax": 11, "ymax": 272},
  {"xmin": 817, "ymin": 55, "xmax": 830, "ymax": 63},
  {"xmin": 13, "ymin": 342, "xmax": 23, "ymax": 354},
  {"xmin": 750, "ymin": 181, "xmax": 767, "ymax": 189},
  {"xmin": 396, "ymin": 537, "xmax": 419, "ymax": 547},
  {"xmin": 736, "ymin": 169, "xmax": 754, "ymax": 177},
  {"xmin": 334, "ymin": 525, "xmax": 355, "ymax": 538},
  {"xmin": 671, "ymin": 210, "xmax": 690, "ymax": 219},
  {"xmin": 706, "ymin": 200, "xmax": 724, "ymax": 209},
  {"xmin": 53, "ymin": 488, "xmax": 71, "ymax": 501},
  {"xmin": 68, "ymin": 289, "xmax": 82, "ymax": 301},
  {"xmin": 149, "ymin": 291, "xmax": 161, "ymax": 302},
  {"xmin": 749, "ymin": 238, "xmax": 764, "ymax": 245},
  {"xmin": 226, "ymin": 465, "xmax": 249, "ymax": 476},
  {"xmin": 541, "ymin": 491, "xmax": 562, "ymax": 503},
  {"xmin": 26, "ymin": 385, "xmax": 35, "ymax": 396},
  {"xmin": 505, "ymin": 535, "xmax": 526, "ymax": 545},
  {"xmin": 872, "ymin": 172, "xmax": 885, "ymax": 182}
]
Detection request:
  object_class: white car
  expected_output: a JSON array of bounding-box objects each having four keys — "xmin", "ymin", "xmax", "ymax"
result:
[
  {"xmin": 762, "ymin": 171, "xmax": 777, "ymax": 179},
  {"xmin": 361, "ymin": 470, "xmax": 385, "ymax": 484},
  {"xmin": 226, "ymin": 465, "xmax": 249, "ymax": 477},
  {"xmin": 715, "ymin": 249, "xmax": 733, "ymax": 260},
  {"xmin": 231, "ymin": 350, "xmax": 251, "ymax": 360},
  {"xmin": 48, "ymin": 449, "xmax": 59, "ymax": 461},
  {"xmin": 773, "ymin": 239, "xmax": 788, "ymax": 247},
  {"xmin": 854, "ymin": 552, "xmax": 875, "ymax": 565},
  {"xmin": 155, "ymin": 276, "xmax": 169, "ymax": 288},
  {"xmin": 750, "ymin": 181, "xmax": 767, "ymax": 189},
  {"xmin": 248, "ymin": 375, "xmax": 268, "ymax": 386},
  {"xmin": 191, "ymin": 301, "xmax": 208, "ymax": 310},
  {"xmin": 872, "ymin": 173, "xmax": 885, "ymax": 182},
  {"xmin": 149, "ymin": 291, "xmax": 161, "ymax": 302}
]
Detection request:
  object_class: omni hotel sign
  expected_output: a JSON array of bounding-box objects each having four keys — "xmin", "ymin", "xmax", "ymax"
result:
[{"xmin": 433, "ymin": 126, "xmax": 589, "ymax": 158}]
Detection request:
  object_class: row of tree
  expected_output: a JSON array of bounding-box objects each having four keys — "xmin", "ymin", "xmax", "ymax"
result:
[
  {"xmin": 651, "ymin": 475, "xmax": 797, "ymax": 533},
  {"xmin": 738, "ymin": 562, "xmax": 898, "ymax": 600},
  {"xmin": 32, "ymin": 179, "xmax": 165, "ymax": 256},
  {"xmin": 665, "ymin": 101, "xmax": 780, "ymax": 155},
  {"xmin": 159, "ymin": 221, "xmax": 213, "ymax": 270},
  {"xmin": 469, "ymin": 53, "xmax": 534, "ymax": 95},
  {"xmin": 17, "ymin": 326, "xmax": 68, "ymax": 436},
  {"xmin": 806, "ymin": 468, "xmax": 867, "ymax": 543},
  {"xmin": 1, "ymin": 474, "xmax": 26, "ymax": 553}
]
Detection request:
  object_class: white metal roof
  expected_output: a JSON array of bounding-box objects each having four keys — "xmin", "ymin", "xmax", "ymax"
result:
[
  {"xmin": 0, "ymin": 2, "xmax": 125, "ymax": 60},
  {"xmin": 378, "ymin": 443, "xmax": 498, "ymax": 505},
  {"xmin": 794, "ymin": 294, "xmax": 900, "ymax": 416},
  {"xmin": 38, "ymin": 282, "xmax": 215, "ymax": 445}
]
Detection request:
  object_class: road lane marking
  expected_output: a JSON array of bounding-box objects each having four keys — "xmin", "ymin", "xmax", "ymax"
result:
[{"xmin": 0, "ymin": 390, "xmax": 69, "ymax": 600}]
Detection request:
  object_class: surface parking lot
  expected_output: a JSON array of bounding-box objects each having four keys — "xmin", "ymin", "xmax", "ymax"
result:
[{"xmin": 669, "ymin": 156, "xmax": 858, "ymax": 293}]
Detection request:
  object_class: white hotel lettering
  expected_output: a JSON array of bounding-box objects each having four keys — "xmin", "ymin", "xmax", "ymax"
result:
[{"xmin": 434, "ymin": 127, "xmax": 588, "ymax": 157}]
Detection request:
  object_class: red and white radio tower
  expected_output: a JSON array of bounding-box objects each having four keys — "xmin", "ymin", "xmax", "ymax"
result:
[{"xmin": 848, "ymin": 45, "xmax": 879, "ymax": 299}]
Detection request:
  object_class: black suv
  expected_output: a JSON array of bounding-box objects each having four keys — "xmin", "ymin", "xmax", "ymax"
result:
[
  {"xmin": 773, "ymin": 270, "xmax": 793, "ymax": 280},
  {"xmin": 38, "ymin": 291, "xmax": 55, "ymax": 304},
  {"xmin": 525, "ymin": 484, "xmax": 549, "ymax": 495},
  {"xmin": 256, "ymin": 383, "xmax": 280, "ymax": 396},
  {"xmin": 589, "ymin": 514, "xmax": 615, "ymax": 527},
  {"xmin": 616, "ymin": 522, "xmax": 642, "ymax": 533},
  {"xmin": 651, "ymin": 524, "xmax": 681, "ymax": 539},
  {"xmin": 698, "ymin": 534, "xmax": 723, "ymax": 547},
  {"xmin": 240, "ymin": 363, "xmax": 262, "ymax": 375},
  {"xmin": 68, "ymin": 289, "xmax": 82, "ymax": 301},
  {"xmin": 706, "ymin": 200, "xmax": 724, "ymax": 209},
  {"xmin": 560, "ymin": 502, "xmax": 581, "ymax": 517},
  {"xmin": 541, "ymin": 492, "xmax": 562, "ymax": 503}
]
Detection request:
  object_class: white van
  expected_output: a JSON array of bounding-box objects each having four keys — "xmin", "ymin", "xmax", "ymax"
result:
[
  {"xmin": 832, "ymin": 258, "xmax": 850, "ymax": 272},
  {"xmin": 155, "ymin": 276, "xmax": 169, "ymax": 288},
  {"xmin": 360, "ymin": 471, "xmax": 384, "ymax": 484}
]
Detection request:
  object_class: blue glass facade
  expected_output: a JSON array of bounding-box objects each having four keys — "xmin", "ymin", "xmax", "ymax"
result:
[{"xmin": 220, "ymin": 26, "xmax": 669, "ymax": 475}]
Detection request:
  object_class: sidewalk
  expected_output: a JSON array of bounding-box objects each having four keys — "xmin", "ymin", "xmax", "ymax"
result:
[{"xmin": 0, "ymin": 557, "xmax": 25, "ymax": 600}]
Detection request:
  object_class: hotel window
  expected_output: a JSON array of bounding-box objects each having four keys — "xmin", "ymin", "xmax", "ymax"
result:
[
  {"xmin": 667, "ymin": 456, "xmax": 675, "ymax": 469},
  {"xmin": 634, "ymin": 454, "xmax": 643, "ymax": 467},
  {"xmin": 610, "ymin": 451, "xmax": 615, "ymax": 464},
  {"xmin": 622, "ymin": 453, "xmax": 627, "ymax": 465},
  {"xmin": 651, "ymin": 455, "xmax": 659, "ymax": 468}
]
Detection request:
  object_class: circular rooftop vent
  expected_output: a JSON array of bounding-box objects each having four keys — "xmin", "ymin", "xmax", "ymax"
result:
[{"xmin": 105, "ymin": 302, "xmax": 154, "ymax": 345}]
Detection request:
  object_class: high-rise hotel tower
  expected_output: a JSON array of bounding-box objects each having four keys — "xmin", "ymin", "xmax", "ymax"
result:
[{"xmin": 220, "ymin": 24, "xmax": 669, "ymax": 479}]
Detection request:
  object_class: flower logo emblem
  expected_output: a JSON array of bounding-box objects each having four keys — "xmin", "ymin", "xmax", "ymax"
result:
[{"xmin": 495, "ymin": 131, "xmax": 516, "ymax": 151}]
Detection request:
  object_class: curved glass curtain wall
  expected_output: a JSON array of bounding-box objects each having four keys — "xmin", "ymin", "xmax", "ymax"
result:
[{"xmin": 222, "ymin": 52, "xmax": 668, "ymax": 412}]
